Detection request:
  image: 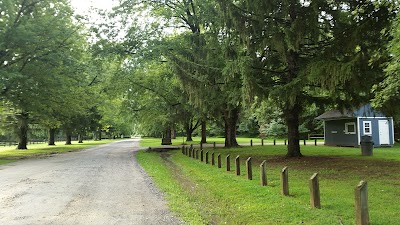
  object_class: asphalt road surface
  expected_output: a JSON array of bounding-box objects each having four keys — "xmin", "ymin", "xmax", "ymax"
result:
[{"xmin": 0, "ymin": 139, "xmax": 182, "ymax": 225}]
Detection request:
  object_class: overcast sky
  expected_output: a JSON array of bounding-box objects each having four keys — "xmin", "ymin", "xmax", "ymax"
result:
[{"xmin": 69, "ymin": 0, "xmax": 117, "ymax": 14}]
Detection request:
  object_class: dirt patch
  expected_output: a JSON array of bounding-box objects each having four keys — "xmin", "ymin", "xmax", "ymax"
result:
[
  {"xmin": 160, "ymin": 152, "xmax": 199, "ymax": 193},
  {"xmin": 148, "ymin": 147, "xmax": 181, "ymax": 153}
]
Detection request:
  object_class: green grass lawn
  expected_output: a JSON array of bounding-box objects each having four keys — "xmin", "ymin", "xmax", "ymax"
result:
[
  {"xmin": 139, "ymin": 136, "xmax": 323, "ymax": 147},
  {"xmin": 0, "ymin": 139, "xmax": 117, "ymax": 165},
  {"xmin": 137, "ymin": 138, "xmax": 400, "ymax": 224}
]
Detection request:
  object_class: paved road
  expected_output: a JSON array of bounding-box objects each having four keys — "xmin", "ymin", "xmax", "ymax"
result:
[{"xmin": 0, "ymin": 139, "xmax": 181, "ymax": 225}]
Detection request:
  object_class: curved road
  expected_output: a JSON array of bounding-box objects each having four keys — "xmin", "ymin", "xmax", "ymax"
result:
[{"xmin": 0, "ymin": 139, "xmax": 182, "ymax": 225}]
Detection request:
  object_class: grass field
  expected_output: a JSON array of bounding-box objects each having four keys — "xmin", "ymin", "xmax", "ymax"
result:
[
  {"xmin": 139, "ymin": 136, "xmax": 324, "ymax": 147},
  {"xmin": 0, "ymin": 139, "xmax": 117, "ymax": 165},
  {"xmin": 137, "ymin": 137, "xmax": 400, "ymax": 224}
]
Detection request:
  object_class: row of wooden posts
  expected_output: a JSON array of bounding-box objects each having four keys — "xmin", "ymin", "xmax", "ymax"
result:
[
  {"xmin": 201, "ymin": 139, "xmax": 320, "ymax": 150},
  {"xmin": 181, "ymin": 144, "xmax": 370, "ymax": 225}
]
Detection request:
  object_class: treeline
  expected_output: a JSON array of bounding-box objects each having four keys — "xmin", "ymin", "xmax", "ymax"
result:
[
  {"xmin": 97, "ymin": 0, "xmax": 400, "ymax": 157},
  {"xmin": 0, "ymin": 0, "xmax": 132, "ymax": 149},
  {"xmin": 2, "ymin": 1, "xmax": 400, "ymax": 156}
]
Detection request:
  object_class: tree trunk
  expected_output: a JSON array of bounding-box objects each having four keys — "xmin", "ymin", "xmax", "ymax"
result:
[
  {"xmin": 48, "ymin": 128, "xmax": 56, "ymax": 145},
  {"xmin": 78, "ymin": 134, "xmax": 83, "ymax": 143},
  {"xmin": 171, "ymin": 128, "xmax": 176, "ymax": 139},
  {"xmin": 284, "ymin": 103, "xmax": 303, "ymax": 157},
  {"xmin": 98, "ymin": 127, "xmax": 102, "ymax": 140},
  {"xmin": 224, "ymin": 107, "xmax": 239, "ymax": 148},
  {"xmin": 184, "ymin": 121, "xmax": 194, "ymax": 142},
  {"xmin": 16, "ymin": 112, "xmax": 29, "ymax": 150},
  {"xmin": 65, "ymin": 131, "xmax": 72, "ymax": 145},
  {"xmin": 162, "ymin": 127, "xmax": 172, "ymax": 145},
  {"xmin": 201, "ymin": 120, "xmax": 207, "ymax": 143},
  {"xmin": 185, "ymin": 131, "xmax": 193, "ymax": 142}
]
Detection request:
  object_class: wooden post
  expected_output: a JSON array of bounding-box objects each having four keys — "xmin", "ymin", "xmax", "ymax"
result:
[
  {"xmin": 205, "ymin": 151, "xmax": 209, "ymax": 164},
  {"xmin": 196, "ymin": 149, "xmax": 199, "ymax": 159},
  {"xmin": 355, "ymin": 181, "xmax": 369, "ymax": 225},
  {"xmin": 274, "ymin": 139, "xmax": 276, "ymax": 145},
  {"xmin": 226, "ymin": 154, "xmax": 230, "ymax": 171},
  {"xmin": 261, "ymin": 139, "xmax": 264, "ymax": 146},
  {"xmin": 304, "ymin": 139, "xmax": 306, "ymax": 145},
  {"xmin": 250, "ymin": 139, "xmax": 253, "ymax": 147},
  {"xmin": 189, "ymin": 147, "xmax": 192, "ymax": 157},
  {"xmin": 281, "ymin": 167, "xmax": 289, "ymax": 196},
  {"xmin": 284, "ymin": 140, "xmax": 287, "ymax": 145},
  {"xmin": 213, "ymin": 142, "xmax": 216, "ymax": 149},
  {"xmin": 190, "ymin": 144, "xmax": 193, "ymax": 150},
  {"xmin": 200, "ymin": 142, "xmax": 203, "ymax": 150},
  {"xmin": 218, "ymin": 154, "xmax": 221, "ymax": 168},
  {"xmin": 309, "ymin": 173, "xmax": 321, "ymax": 208},
  {"xmin": 182, "ymin": 146, "xmax": 184, "ymax": 154},
  {"xmin": 200, "ymin": 150, "xmax": 204, "ymax": 162},
  {"xmin": 260, "ymin": 160, "xmax": 267, "ymax": 186},
  {"xmin": 235, "ymin": 156, "xmax": 240, "ymax": 176},
  {"xmin": 314, "ymin": 139, "xmax": 317, "ymax": 146},
  {"xmin": 246, "ymin": 157, "xmax": 252, "ymax": 180},
  {"xmin": 212, "ymin": 152, "xmax": 215, "ymax": 166},
  {"xmin": 192, "ymin": 148, "xmax": 195, "ymax": 158},
  {"xmin": 185, "ymin": 147, "xmax": 188, "ymax": 156}
]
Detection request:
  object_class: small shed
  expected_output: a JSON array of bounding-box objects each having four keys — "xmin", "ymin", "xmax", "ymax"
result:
[{"xmin": 315, "ymin": 104, "xmax": 394, "ymax": 147}]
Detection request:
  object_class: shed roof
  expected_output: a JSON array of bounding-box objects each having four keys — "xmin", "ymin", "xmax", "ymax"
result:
[
  {"xmin": 315, "ymin": 109, "xmax": 355, "ymax": 120},
  {"xmin": 315, "ymin": 104, "xmax": 387, "ymax": 120}
]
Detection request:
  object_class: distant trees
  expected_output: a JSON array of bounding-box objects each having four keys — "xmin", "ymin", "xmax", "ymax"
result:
[{"xmin": 0, "ymin": 0, "xmax": 124, "ymax": 148}]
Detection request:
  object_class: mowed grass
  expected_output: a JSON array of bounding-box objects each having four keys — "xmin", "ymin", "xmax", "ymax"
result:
[
  {"xmin": 137, "ymin": 138, "xmax": 400, "ymax": 224},
  {"xmin": 0, "ymin": 139, "xmax": 117, "ymax": 165},
  {"xmin": 139, "ymin": 136, "xmax": 323, "ymax": 147}
]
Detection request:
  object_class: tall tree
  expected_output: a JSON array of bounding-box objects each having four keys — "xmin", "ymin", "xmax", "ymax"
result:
[
  {"xmin": 116, "ymin": 0, "xmax": 243, "ymax": 147},
  {"xmin": 217, "ymin": 0, "xmax": 396, "ymax": 156},
  {"xmin": 0, "ymin": 0, "xmax": 89, "ymax": 149}
]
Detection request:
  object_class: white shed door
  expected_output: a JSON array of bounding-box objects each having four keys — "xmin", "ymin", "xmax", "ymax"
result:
[{"xmin": 378, "ymin": 120, "xmax": 390, "ymax": 145}]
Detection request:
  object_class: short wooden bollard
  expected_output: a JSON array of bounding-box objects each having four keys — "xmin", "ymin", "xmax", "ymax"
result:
[
  {"xmin": 250, "ymin": 140, "xmax": 253, "ymax": 147},
  {"xmin": 213, "ymin": 142, "xmax": 216, "ymax": 149},
  {"xmin": 226, "ymin": 155, "xmax": 231, "ymax": 171},
  {"xmin": 218, "ymin": 154, "xmax": 221, "ymax": 168},
  {"xmin": 192, "ymin": 148, "xmax": 195, "ymax": 158},
  {"xmin": 314, "ymin": 139, "xmax": 317, "ymax": 146},
  {"xmin": 205, "ymin": 151, "xmax": 209, "ymax": 164},
  {"xmin": 246, "ymin": 157, "xmax": 252, "ymax": 180},
  {"xmin": 261, "ymin": 139, "xmax": 264, "ymax": 146},
  {"xmin": 200, "ymin": 142, "xmax": 203, "ymax": 150},
  {"xmin": 355, "ymin": 181, "xmax": 369, "ymax": 225},
  {"xmin": 185, "ymin": 147, "xmax": 188, "ymax": 156},
  {"xmin": 304, "ymin": 139, "xmax": 306, "ymax": 145},
  {"xmin": 182, "ymin": 146, "xmax": 185, "ymax": 154},
  {"xmin": 274, "ymin": 139, "xmax": 276, "ymax": 145},
  {"xmin": 189, "ymin": 148, "xmax": 192, "ymax": 157},
  {"xmin": 281, "ymin": 167, "xmax": 289, "ymax": 196},
  {"xmin": 200, "ymin": 150, "xmax": 204, "ymax": 162},
  {"xmin": 195, "ymin": 150, "xmax": 198, "ymax": 159},
  {"xmin": 235, "ymin": 156, "xmax": 240, "ymax": 176},
  {"xmin": 260, "ymin": 160, "xmax": 267, "ymax": 186},
  {"xmin": 211, "ymin": 153, "xmax": 215, "ymax": 166},
  {"xmin": 284, "ymin": 140, "xmax": 287, "ymax": 145},
  {"xmin": 309, "ymin": 173, "xmax": 321, "ymax": 208}
]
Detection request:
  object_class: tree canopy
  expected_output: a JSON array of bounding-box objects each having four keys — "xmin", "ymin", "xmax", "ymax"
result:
[{"xmin": 1, "ymin": 0, "xmax": 399, "ymax": 154}]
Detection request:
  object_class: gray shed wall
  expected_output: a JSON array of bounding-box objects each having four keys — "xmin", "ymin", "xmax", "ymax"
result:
[{"xmin": 325, "ymin": 119, "xmax": 358, "ymax": 147}]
